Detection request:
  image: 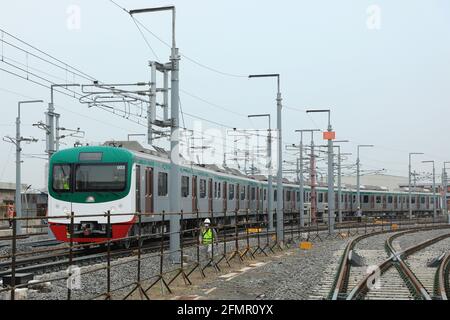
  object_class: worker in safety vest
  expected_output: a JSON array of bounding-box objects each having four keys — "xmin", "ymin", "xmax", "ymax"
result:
[
  {"xmin": 7, "ymin": 204, "xmax": 15, "ymax": 228},
  {"xmin": 200, "ymin": 218, "xmax": 219, "ymax": 261}
]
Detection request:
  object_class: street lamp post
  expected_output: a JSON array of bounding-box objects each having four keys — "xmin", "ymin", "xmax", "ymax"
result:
[
  {"xmin": 409, "ymin": 152, "xmax": 423, "ymax": 220},
  {"xmin": 15, "ymin": 100, "xmax": 43, "ymax": 235},
  {"xmin": 295, "ymin": 129, "xmax": 320, "ymax": 228},
  {"xmin": 306, "ymin": 109, "xmax": 335, "ymax": 233},
  {"xmin": 248, "ymin": 114, "xmax": 273, "ymax": 230},
  {"xmin": 422, "ymin": 160, "xmax": 436, "ymax": 219},
  {"xmin": 130, "ymin": 5, "xmax": 181, "ymax": 263},
  {"xmin": 356, "ymin": 145, "xmax": 374, "ymax": 211},
  {"xmin": 249, "ymin": 74, "xmax": 283, "ymax": 243}
]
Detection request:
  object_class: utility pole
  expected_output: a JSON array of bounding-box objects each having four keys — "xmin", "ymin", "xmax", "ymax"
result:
[
  {"xmin": 422, "ymin": 160, "xmax": 436, "ymax": 219},
  {"xmin": 357, "ymin": 145, "xmax": 374, "ymax": 211},
  {"xmin": 443, "ymin": 162, "xmax": 450, "ymax": 222},
  {"xmin": 409, "ymin": 152, "xmax": 423, "ymax": 220},
  {"xmin": 48, "ymin": 84, "xmax": 80, "ymax": 160},
  {"xmin": 3, "ymin": 100, "xmax": 43, "ymax": 235},
  {"xmin": 306, "ymin": 109, "xmax": 335, "ymax": 233},
  {"xmin": 295, "ymin": 129, "xmax": 320, "ymax": 227},
  {"xmin": 249, "ymin": 74, "xmax": 283, "ymax": 243},
  {"xmin": 248, "ymin": 114, "xmax": 273, "ymax": 230},
  {"xmin": 332, "ymin": 140, "xmax": 349, "ymax": 223},
  {"xmin": 130, "ymin": 5, "xmax": 180, "ymax": 263}
]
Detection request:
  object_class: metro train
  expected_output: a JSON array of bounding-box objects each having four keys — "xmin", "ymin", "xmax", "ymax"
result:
[{"xmin": 47, "ymin": 141, "xmax": 440, "ymax": 246}]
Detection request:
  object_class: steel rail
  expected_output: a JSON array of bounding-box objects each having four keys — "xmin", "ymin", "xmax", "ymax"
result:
[{"xmin": 347, "ymin": 231, "xmax": 450, "ymax": 300}]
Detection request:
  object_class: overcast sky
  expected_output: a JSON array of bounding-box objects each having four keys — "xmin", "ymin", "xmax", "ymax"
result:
[{"xmin": 1, "ymin": 0, "xmax": 449, "ymax": 189}]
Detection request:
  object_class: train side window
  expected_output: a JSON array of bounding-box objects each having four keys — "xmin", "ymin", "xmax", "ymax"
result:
[
  {"xmin": 376, "ymin": 196, "xmax": 381, "ymax": 204},
  {"xmin": 274, "ymin": 190, "xmax": 277, "ymax": 202},
  {"xmin": 217, "ymin": 182, "xmax": 221, "ymax": 199},
  {"xmin": 158, "ymin": 172, "xmax": 168, "ymax": 196},
  {"xmin": 318, "ymin": 193, "xmax": 323, "ymax": 203},
  {"xmin": 181, "ymin": 176, "xmax": 190, "ymax": 197},
  {"xmin": 286, "ymin": 190, "xmax": 291, "ymax": 201},
  {"xmin": 199, "ymin": 179, "xmax": 207, "ymax": 198},
  {"xmin": 240, "ymin": 186, "xmax": 246, "ymax": 200},
  {"xmin": 214, "ymin": 182, "xmax": 217, "ymax": 198},
  {"xmin": 363, "ymin": 195, "xmax": 369, "ymax": 203},
  {"xmin": 388, "ymin": 196, "xmax": 393, "ymax": 204},
  {"xmin": 251, "ymin": 187, "xmax": 256, "ymax": 200},
  {"xmin": 229, "ymin": 184, "xmax": 235, "ymax": 200},
  {"xmin": 264, "ymin": 189, "xmax": 267, "ymax": 201},
  {"xmin": 420, "ymin": 197, "xmax": 425, "ymax": 204}
]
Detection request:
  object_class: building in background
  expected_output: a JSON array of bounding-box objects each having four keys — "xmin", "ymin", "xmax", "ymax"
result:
[
  {"xmin": 341, "ymin": 174, "xmax": 409, "ymax": 192},
  {"xmin": 0, "ymin": 182, "xmax": 48, "ymax": 220}
]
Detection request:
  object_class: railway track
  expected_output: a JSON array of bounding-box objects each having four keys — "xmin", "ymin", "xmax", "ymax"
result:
[{"xmin": 330, "ymin": 225, "xmax": 450, "ymax": 300}]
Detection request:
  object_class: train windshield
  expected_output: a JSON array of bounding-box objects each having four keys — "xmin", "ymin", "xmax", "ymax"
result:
[{"xmin": 75, "ymin": 164, "xmax": 127, "ymax": 192}]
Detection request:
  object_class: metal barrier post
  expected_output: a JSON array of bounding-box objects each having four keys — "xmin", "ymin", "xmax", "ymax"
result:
[
  {"xmin": 145, "ymin": 211, "xmax": 171, "ymax": 295},
  {"xmin": 10, "ymin": 218, "xmax": 16, "ymax": 300},
  {"xmin": 240, "ymin": 209, "xmax": 254, "ymax": 259},
  {"xmin": 105, "ymin": 211, "xmax": 111, "ymax": 300},
  {"xmin": 186, "ymin": 210, "xmax": 205, "ymax": 278},
  {"xmin": 216, "ymin": 209, "xmax": 231, "ymax": 267},
  {"xmin": 168, "ymin": 211, "xmax": 192, "ymax": 286},
  {"xmin": 227, "ymin": 209, "xmax": 243, "ymax": 262},
  {"xmin": 67, "ymin": 211, "xmax": 74, "ymax": 300},
  {"xmin": 124, "ymin": 213, "xmax": 150, "ymax": 300}
]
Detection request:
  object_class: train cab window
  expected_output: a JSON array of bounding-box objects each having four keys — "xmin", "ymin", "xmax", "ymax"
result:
[
  {"xmin": 199, "ymin": 179, "xmax": 207, "ymax": 198},
  {"xmin": 363, "ymin": 195, "xmax": 369, "ymax": 203},
  {"xmin": 52, "ymin": 164, "xmax": 71, "ymax": 192},
  {"xmin": 158, "ymin": 172, "xmax": 168, "ymax": 196},
  {"xmin": 251, "ymin": 187, "xmax": 256, "ymax": 200},
  {"xmin": 274, "ymin": 190, "xmax": 277, "ymax": 202},
  {"xmin": 229, "ymin": 184, "xmax": 235, "ymax": 200},
  {"xmin": 181, "ymin": 176, "xmax": 190, "ymax": 197}
]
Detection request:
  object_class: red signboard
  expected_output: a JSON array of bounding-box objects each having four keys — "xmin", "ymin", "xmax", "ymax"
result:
[{"xmin": 323, "ymin": 131, "xmax": 335, "ymax": 140}]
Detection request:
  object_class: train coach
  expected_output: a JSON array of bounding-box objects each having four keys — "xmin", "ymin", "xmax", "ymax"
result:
[{"xmin": 47, "ymin": 141, "xmax": 439, "ymax": 247}]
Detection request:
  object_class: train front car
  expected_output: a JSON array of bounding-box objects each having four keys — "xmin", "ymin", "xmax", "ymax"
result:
[{"xmin": 47, "ymin": 146, "xmax": 136, "ymax": 245}]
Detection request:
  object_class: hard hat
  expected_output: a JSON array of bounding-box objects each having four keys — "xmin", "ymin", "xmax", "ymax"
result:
[{"xmin": 204, "ymin": 218, "xmax": 211, "ymax": 224}]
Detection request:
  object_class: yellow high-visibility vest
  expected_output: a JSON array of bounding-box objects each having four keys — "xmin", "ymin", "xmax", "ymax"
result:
[{"xmin": 202, "ymin": 228, "xmax": 213, "ymax": 244}]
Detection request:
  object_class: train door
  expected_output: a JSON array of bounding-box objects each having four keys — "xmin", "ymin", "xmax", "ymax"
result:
[
  {"xmin": 192, "ymin": 175, "xmax": 198, "ymax": 213},
  {"xmin": 382, "ymin": 196, "xmax": 386, "ymax": 210},
  {"xmin": 223, "ymin": 181, "xmax": 227, "ymax": 213},
  {"xmin": 394, "ymin": 196, "xmax": 398, "ymax": 210},
  {"xmin": 136, "ymin": 165, "xmax": 141, "ymax": 213},
  {"xmin": 208, "ymin": 178, "xmax": 213, "ymax": 213},
  {"xmin": 236, "ymin": 184, "xmax": 240, "ymax": 211},
  {"xmin": 370, "ymin": 195, "xmax": 375, "ymax": 210},
  {"xmin": 144, "ymin": 167, "xmax": 153, "ymax": 214}
]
